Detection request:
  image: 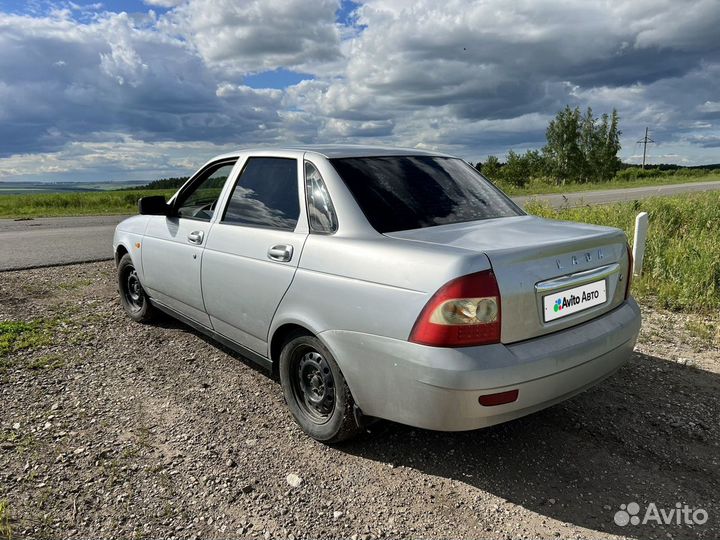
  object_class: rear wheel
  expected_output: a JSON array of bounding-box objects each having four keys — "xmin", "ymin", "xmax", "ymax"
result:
[
  {"xmin": 279, "ymin": 334, "xmax": 362, "ymax": 443},
  {"xmin": 117, "ymin": 253, "xmax": 155, "ymax": 323}
]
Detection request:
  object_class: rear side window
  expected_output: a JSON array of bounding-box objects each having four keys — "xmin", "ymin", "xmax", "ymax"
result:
[
  {"xmin": 304, "ymin": 161, "xmax": 337, "ymax": 234},
  {"xmin": 330, "ymin": 156, "xmax": 523, "ymax": 233},
  {"xmin": 222, "ymin": 157, "xmax": 300, "ymax": 230}
]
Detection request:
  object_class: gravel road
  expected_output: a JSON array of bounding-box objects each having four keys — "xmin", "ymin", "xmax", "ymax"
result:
[
  {"xmin": 1, "ymin": 261, "xmax": 718, "ymax": 539},
  {"xmin": 3, "ymin": 179, "xmax": 720, "ymax": 271}
]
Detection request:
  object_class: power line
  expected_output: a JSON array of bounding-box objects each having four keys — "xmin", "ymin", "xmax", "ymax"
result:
[{"xmin": 637, "ymin": 127, "xmax": 655, "ymax": 169}]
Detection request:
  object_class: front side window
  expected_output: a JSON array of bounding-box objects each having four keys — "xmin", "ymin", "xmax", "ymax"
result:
[
  {"xmin": 330, "ymin": 156, "xmax": 523, "ymax": 233},
  {"xmin": 222, "ymin": 157, "xmax": 300, "ymax": 230},
  {"xmin": 304, "ymin": 161, "xmax": 337, "ymax": 234},
  {"xmin": 175, "ymin": 160, "xmax": 236, "ymax": 221}
]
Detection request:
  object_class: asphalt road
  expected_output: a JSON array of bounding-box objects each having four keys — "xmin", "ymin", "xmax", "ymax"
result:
[
  {"xmin": 1, "ymin": 179, "xmax": 719, "ymax": 271},
  {"xmin": 511, "ymin": 179, "xmax": 720, "ymax": 207},
  {"xmin": 0, "ymin": 215, "xmax": 127, "ymax": 271}
]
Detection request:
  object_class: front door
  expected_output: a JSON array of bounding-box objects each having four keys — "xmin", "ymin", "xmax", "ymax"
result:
[
  {"xmin": 202, "ymin": 155, "xmax": 307, "ymax": 355},
  {"xmin": 141, "ymin": 159, "xmax": 238, "ymax": 327}
]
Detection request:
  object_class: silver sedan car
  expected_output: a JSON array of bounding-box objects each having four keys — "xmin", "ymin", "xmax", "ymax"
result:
[{"xmin": 113, "ymin": 146, "xmax": 641, "ymax": 442}]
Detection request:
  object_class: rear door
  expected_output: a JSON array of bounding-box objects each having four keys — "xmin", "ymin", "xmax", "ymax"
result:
[
  {"xmin": 141, "ymin": 159, "xmax": 238, "ymax": 326},
  {"xmin": 201, "ymin": 154, "xmax": 308, "ymax": 356}
]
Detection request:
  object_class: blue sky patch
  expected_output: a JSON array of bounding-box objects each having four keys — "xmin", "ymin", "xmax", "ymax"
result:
[
  {"xmin": 336, "ymin": 0, "xmax": 361, "ymax": 26},
  {"xmin": 0, "ymin": 0, "xmax": 169, "ymax": 16}
]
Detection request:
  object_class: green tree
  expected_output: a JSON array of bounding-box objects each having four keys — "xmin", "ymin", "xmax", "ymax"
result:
[
  {"xmin": 502, "ymin": 150, "xmax": 529, "ymax": 187},
  {"xmin": 597, "ymin": 109, "xmax": 622, "ymax": 181},
  {"xmin": 543, "ymin": 106, "xmax": 621, "ymax": 184},
  {"xmin": 579, "ymin": 107, "xmax": 596, "ymax": 182},
  {"xmin": 523, "ymin": 149, "xmax": 545, "ymax": 179},
  {"xmin": 140, "ymin": 177, "xmax": 189, "ymax": 190},
  {"xmin": 543, "ymin": 105, "xmax": 583, "ymax": 184},
  {"xmin": 479, "ymin": 155, "xmax": 502, "ymax": 181}
]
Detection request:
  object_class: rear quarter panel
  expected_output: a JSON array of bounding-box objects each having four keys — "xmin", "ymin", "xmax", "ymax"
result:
[{"xmin": 271, "ymin": 233, "xmax": 492, "ymax": 341}]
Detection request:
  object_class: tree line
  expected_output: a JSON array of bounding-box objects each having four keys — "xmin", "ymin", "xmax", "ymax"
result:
[
  {"xmin": 475, "ymin": 106, "xmax": 622, "ymax": 187},
  {"xmin": 139, "ymin": 176, "xmax": 190, "ymax": 190}
]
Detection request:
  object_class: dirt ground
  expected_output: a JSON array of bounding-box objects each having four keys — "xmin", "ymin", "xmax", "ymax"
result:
[{"xmin": 1, "ymin": 261, "xmax": 718, "ymax": 539}]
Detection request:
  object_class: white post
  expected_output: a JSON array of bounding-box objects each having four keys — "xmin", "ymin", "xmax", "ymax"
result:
[{"xmin": 632, "ymin": 212, "xmax": 649, "ymax": 276}]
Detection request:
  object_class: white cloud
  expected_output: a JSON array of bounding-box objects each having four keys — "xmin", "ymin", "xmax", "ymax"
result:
[
  {"xmin": 698, "ymin": 101, "xmax": 720, "ymax": 114},
  {"xmin": 144, "ymin": 0, "xmax": 185, "ymax": 7},
  {"xmin": 322, "ymin": 118, "xmax": 394, "ymax": 138},
  {"xmin": 99, "ymin": 35, "xmax": 149, "ymax": 87},
  {"xmin": 284, "ymin": 0, "xmax": 720, "ymax": 162},
  {"xmin": 0, "ymin": 136, "xmax": 239, "ymax": 179},
  {"xmin": 162, "ymin": 0, "xmax": 342, "ymax": 74},
  {"xmin": 627, "ymin": 0, "xmax": 720, "ymax": 50},
  {"xmin": 0, "ymin": 8, "xmax": 291, "ymax": 159}
]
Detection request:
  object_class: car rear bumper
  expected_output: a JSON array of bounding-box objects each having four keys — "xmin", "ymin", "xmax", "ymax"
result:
[{"xmin": 319, "ymin": 298, "xmax": 641, "ymax": 431}]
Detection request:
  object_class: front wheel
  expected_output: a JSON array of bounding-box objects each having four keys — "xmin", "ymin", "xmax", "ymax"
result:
[
  {"xmin": 279, "ymin": 334, "xmax": 363, "ymax": 443},
  {"xmin": 117, "ymin": 253, "xmax": 156, "ymax": 323}
]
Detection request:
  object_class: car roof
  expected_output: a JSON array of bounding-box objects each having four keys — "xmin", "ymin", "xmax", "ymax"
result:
[{"xmin": 214, "ymin": 144, "xmax": 457, "ymax": 160}]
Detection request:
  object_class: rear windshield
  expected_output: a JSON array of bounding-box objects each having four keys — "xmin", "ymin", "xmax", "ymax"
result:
[{"xmin": 330, "ymin": 156, "xmax": 523, "ymax": 233}]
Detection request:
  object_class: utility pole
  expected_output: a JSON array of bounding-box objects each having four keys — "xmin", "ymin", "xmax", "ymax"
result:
[{"xmin": 637, "ymin": 127, "xmax": 654, "ymax": 169}]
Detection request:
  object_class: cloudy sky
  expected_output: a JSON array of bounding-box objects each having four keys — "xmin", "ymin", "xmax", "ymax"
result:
[{"xmin": 0, "ymin": 0, "xmax": 719, "ymax": 182}]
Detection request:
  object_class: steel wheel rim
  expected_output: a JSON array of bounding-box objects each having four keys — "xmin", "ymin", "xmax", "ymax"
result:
[
  {"xmin": 290, "ymin": 346, "xmax": 336, "ymax": 424},
  {"xmin": 123, "ymin": 267, "xmax": 144, "ymax": 312}
]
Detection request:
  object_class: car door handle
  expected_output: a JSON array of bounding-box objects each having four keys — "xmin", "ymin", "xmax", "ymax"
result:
[
  {"xmin": 268, "ymin": 244, "xmax": 293, "ymax": 262},
  {"xmin": 187, "ymin": 230, "xmax": 204, "ymax": 245}
]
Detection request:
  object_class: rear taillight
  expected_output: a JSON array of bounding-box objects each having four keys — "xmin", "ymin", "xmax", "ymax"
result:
[
  {"xmin": 625, "ymin": 243, "xmax": 633, "ymax": 300},
  {"xmin": 409, "ymin": 269, "xmax": 501, "ymax": 347}
]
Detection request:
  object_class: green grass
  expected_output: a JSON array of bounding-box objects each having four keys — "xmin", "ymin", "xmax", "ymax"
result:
[
  {"xmin": 526, "ymin": 191, "xmax": 720, "ymax": 313},
  {"xmin": 57, "ymin": 278, "xmax": 94, "ymax": 291},
  {"xmin": 0, "ymin": 321, "xmax": 50, "ymax": 357},
  {"xmin": 26, "ymin": 354, "xmax": 66, "ymax": 371},
  {"xmin": 496, "ymin": 172, "xmax": 720, "ymax": 196},
  {"xmin": 0, "ymin": 319, "xmax": 65, "ymax": 373},
  {"xmin": 0, "ymin": 499, "xmax": 11, "ymax": 540},
  {"xmin": 0, "ymin": 189, "xmax": 176, "ymax": 219},
  {"xmin": 685, "ymin": 320, "xmax": 718, "ymax": 346}
]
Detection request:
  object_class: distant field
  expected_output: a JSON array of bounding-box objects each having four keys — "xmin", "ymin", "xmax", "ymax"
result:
[
  {"xmin": 0, "ymin": 181, "xmax": 148, "ymax": 196},
  {"xmin": 497, "ymin": 172, "xmax": 720, "ymax": 196},
  {"xmin": 0, "ymin": 190, "xmax": 176, "ymax": 219},
  {"xmin": 3, "ymin": 170, "xmax": 719, "ymax": 195},
  {"xmin": 526, "ymin": 190, "xmax": 720, "ymax": 313}
]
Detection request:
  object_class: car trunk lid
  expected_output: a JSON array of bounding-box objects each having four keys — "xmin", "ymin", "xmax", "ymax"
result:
[{"xmin": 386, "ymin": 215, "xmax": 631, "ymax": 343}]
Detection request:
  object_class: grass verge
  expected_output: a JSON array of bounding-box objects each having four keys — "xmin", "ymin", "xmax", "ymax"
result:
[
  {"xmin": 0, "ymin": 189, "xmax": 176, "ymax": 219},
  {"xmin": 525, "ymin": 191, "xmax": 720, "ymax": 313}
]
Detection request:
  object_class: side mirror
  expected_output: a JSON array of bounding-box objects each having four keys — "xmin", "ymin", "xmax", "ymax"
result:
[{"xmin": 138, "ymin": 195, "xmax": 169, "ymax": 216}]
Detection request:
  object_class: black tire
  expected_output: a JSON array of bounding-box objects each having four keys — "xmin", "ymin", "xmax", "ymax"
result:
[
  {"xmin": 279, "ymin": 333, "xmax": 363, "ymax": 443},
  {"xmin": 117, "ymin": 253, "xmax": 156, "ymax": 323}
]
